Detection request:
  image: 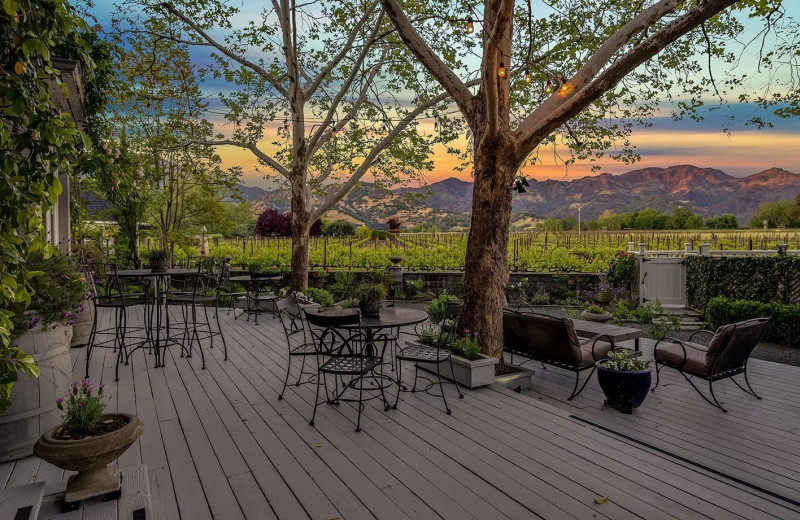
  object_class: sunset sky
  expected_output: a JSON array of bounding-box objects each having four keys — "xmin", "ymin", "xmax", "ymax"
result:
[{"xmin": 90, "ymin": 1, "xmax": 800, "ymax": 188}]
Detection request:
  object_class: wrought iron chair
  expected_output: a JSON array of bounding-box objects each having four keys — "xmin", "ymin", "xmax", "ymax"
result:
[
  {"xmin": 394, "ymin": 300, "xmax": 464, "ymax": 414},
  {"xmin": 84, "ymin": 262, "xmax": 148, "ymax": 381},
  {"xmin": 164, "ymin": 264, "xmax": 228, "ymax": 368},
  {"xmin": 503, "ymin": 309, "xmax": 615, "ymax": 400},
  {"xmin": 276, "ymin": 295, "xmax": 319, "ymax": 400},
  {"xmin": 303, "ymin": 308, "xmax": 387, "ymax": 432},
  {"xmin": 652, "ymin": 318, "xmax": 769, "ymax": 412}
]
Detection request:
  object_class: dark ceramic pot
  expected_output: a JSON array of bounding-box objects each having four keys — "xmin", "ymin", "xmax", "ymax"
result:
[
  {"xmin": 358, "ymin": 299, "xmax": 381, "ymax": 316},
  {"xmin": 596, "ymin": 361, "xmax": 651, "ymax": 414},
  {"xmin": 149, "ymin": 260, "xmax": 169, "ymax": 273}
]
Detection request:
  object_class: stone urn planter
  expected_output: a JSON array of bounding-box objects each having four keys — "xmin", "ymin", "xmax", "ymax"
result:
[
  {"xmin": 580, "ymin": 310, "xmax": 612, "ymax": 323},
  {"xmin": 0, "ymin": 320, "xmax": 72, "ymax": 462},
  {"xmin": 596, "ymin": 361, "xmax": 652, "ymax": 414},
  {"xmin": 34, "ymin": 413, "xmax": 144, "ymax": 504},
  {"xmin": 418, "ymin": 354, "xmax": 499, "ymax": 389}
]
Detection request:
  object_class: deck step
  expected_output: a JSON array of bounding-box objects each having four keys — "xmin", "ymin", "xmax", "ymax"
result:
[{"xmin": 0, "ymin": 482, "xmax": 45, "ymax": 520}]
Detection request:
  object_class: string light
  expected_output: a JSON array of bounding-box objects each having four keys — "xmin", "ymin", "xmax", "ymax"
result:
[
  {"xmin": 465, "ymin": 16, "xmax": 474, "ymax": 34},
  {"xmin": 559, "ymin": 80, "xmax": 569, "ymax": 94},
  {"xmin": 498, "ymin": 60, "xmax": 506, "ymax": 79},
  {"xmin": 524, "ymin": 69, "xmax": 532, "ymax": 84},
  {"xmin": 433, "ymin": 114, "xmax": 440, "ymax": 132}
]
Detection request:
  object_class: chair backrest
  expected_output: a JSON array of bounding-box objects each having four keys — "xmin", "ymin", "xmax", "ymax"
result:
[
  {"xmin": 509, "ymin": 311, "xmax": 583, "ymax": 367},
  {"xmin": 303, "ymin": 308, "xmax": 362, "ymax": 356},
  {"xmin": 709, "ymin": 318, "xmax": 769, "ymax": 375},
  {"xmin": 276, "ymin": 294, "xmax": 311, "ymax": 348}
]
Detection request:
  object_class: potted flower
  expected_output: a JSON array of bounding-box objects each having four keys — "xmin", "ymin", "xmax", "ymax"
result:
[
  {"xmin": 34, "ymin": 379, "xmax": 144, "ymax": 504},
  {"xmin": 1, "ymin": 253, "xmax": 87, "ymax": 462},
  {"xmin": 146, "ymin": 249, "xmax": 170, "ymax": 272},
  {"xmin": 596, "ymin": 351, "xmax": 652, "ymax": 414},
  {"xmin": 356, "ymin": 283, "xmax": 386, "ymax": 315},
  {"xmin": 581, "ymin": 304, "xmax": 612, "ymax": 323}
]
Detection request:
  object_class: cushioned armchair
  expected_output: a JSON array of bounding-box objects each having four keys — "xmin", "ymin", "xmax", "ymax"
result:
[
  {"xmin": 652, "ymin": 318, "xmax": 769, "ymax": 412},
  {"xmin": 503, "ymin": 310, "xmax": 615, "ymax": 400}
]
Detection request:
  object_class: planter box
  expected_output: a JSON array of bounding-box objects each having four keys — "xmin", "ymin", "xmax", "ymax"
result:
[
  {"xmin": 494, "ymin": 363, "xmax": 534, "ymax": 391},
  {"xmin": 418, "ymin": 354, "xmax": 499, "ymax": 389}
]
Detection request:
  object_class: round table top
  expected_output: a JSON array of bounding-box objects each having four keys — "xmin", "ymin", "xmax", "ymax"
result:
[
  {"xmin": 308, "ymin": 306, "xmax": 427, "ymax": 329},
  {"xmin": 116, "ymin": 268, "xmax": 198, "ymax": 277},
  {"xmin": 228, "ymin": 274, "xmax": 283, "ymax": 283}
]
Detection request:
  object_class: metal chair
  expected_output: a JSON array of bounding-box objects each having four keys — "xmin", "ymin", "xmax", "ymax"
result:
[
  {"xmin": 394, "ymin": 300, "xmax": 464, "ymax": 414},
  {"xmin": 276, "ymin": 295, "xmax": 318, "ymax": 400},
  {"xmin": 304, "ymin": 308, "xmax": 388, "ymax": 432},
  {"xmin": 84, "ymin": 262, "xmax": 148, "ymax": 381},
  {"xmin": 652, "ymin": 318, "xmax": 769, "ymax": 412}
]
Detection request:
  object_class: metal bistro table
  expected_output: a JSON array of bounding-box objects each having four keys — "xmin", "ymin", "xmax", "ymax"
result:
[
  {"xmin": 116, "ymin": 268, "xmax": 197, "ymax": 368},
  {"xmin": 228, "ymin": 274, "xmax": 283, "ymax": 323},
  {"xmin": 315, "ymin": 306, "xmax": 428, "ymax": 357}
]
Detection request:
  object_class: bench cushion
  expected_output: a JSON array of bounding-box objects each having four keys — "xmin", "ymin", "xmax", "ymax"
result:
[{"xmin": 656, "ymin": 341, "xmax": 708, "ymax": 375}]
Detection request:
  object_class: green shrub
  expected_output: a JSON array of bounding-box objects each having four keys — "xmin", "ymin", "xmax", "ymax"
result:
[
  {"xmin": 450, "ymin": 334, "xmax": 482, "ymax": 360},
  {"xmin": 305, "ymin": 288, "xmax": 334, "ymax": 306},
  {"xmin": 328, "ymin": 271, "xmax": 356, "ymax": 301},
  {"xmin": 322, "ymin": 220, "xmax": 355, "ymax": 236},
  {"xmin": 586, "ymin": 304, "xmax": 603, "ymax": 314},
  {"xmin": 427, "ymin": 291, "xmax": 459, "ymax": 324},
  {"xmin": 372, "ymin": 230, "xmax": 388, "ymax": 241},
  {"xmin": 355, "ymin": 283, "xmax": 387, "ymax": 304},
  {"xmin": 354, "ymin": 225, "xmax": 372, "ymax": 240},
  {"xmin": 687, "ymin": 256, "xmax": 800, "ymax": 309},
  {"xmin": 706, "ymin": 296, "xmax": 799, "ymax": 347},
  {"xmin": 530, "ymin": 288, "xmax": 550, "ymax": 305},
  {"xmin": 602, "ymin": 350, "xmax": 651, "ymax": 371},
  {"xmin": 608, "ymin": 299, "xmax": 680, "ymax": 340},
  {"xmin": 607, "ymin": 251, "xmax": 637, "ymax": 291}
]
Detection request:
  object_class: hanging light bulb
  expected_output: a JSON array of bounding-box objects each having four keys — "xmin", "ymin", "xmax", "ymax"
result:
[
  {"xmin": 498, "ymin": 61, "xmax": 506, "ymax": 79},
  {"xmin": 524, "ymin": 69, "xmax": 532, "ymax": 84},
  {"xmin": 433, "ymin": 114, "xmax": 439, "ymax": 132},
  {"xmin": 545, "ymin": 79, "xmax": 552, "ymax": 93},
  {"xmin": 466, "ymin": 16, "xmax": 474, "ymax": 34},
  {"xmin": 559, "ymin": 80, "xmax": 569, "ymax": 94}
]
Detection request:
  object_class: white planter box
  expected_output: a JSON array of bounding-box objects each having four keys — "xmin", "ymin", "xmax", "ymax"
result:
[{"xmin": 418, "ymin": 354, "xmax": 499, "ymax": 389}]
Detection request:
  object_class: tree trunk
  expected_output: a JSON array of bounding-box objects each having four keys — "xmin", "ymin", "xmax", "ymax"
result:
[
  {"xmin": 289, "ymin": 176, "xmax": 311, "ymax": 292},
  {"xmin": 461, "ymin": 132, "xmax": 520, "ymax": 367}
]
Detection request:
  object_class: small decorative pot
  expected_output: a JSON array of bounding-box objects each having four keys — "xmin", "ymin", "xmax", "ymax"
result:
[
  {"xmin": 149, "ymin": 260, "xmax": 169, "ymax": 273},
  {"xmin": 596, "ymin": 361, "xmax": 652, "ymax": 414},
  {"xmin": 358, "ymin": 299, "xmax": 381, "ymax": 316},
  {"xmin": 34, "ymin": 413, "xmax": 144, "ymax": 504},
  {"xmin": 580, "ymin": 310, "xmax": 612, "ymax": 323}
]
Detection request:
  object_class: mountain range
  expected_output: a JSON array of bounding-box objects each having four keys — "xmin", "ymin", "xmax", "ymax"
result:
[{"xmin": 239, "ymin": 165, "xmax": 800, "ymax": 230}]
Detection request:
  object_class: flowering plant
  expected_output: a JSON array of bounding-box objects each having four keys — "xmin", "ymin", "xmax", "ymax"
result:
[
  {"xmin": 450, "ymin": 329, "xmax": 482, "ymax": 360},
  {"xmin": 57, "ymin": 379, "xmax": 108, "ymax": 435},
  {"xmin": 9, "ymin": 253, "xmax": 88, "ymax": 336}
]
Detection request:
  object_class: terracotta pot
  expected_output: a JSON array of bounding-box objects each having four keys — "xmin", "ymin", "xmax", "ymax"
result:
[{"xmin": 34, "ymin": 413, "xmax": 144, "ymax": 503}]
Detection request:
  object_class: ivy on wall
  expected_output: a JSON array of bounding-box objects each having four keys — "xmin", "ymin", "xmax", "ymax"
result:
[{"xmin": 687, "ymin": 255, "xmax": 800, "ymax": 311}]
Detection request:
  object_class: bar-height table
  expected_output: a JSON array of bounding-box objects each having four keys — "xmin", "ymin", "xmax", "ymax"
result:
[
  {"xmin": 116, "ymin": 268, "xmax": 197, "ymax": 367},
  {"xmin": 228, "ymin": 274, "xmax": 283, "ymax": 323}
]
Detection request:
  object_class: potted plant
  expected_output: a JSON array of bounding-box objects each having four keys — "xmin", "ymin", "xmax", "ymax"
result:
[
  {"xmin": 581, "ymin": 304, "xmax": 612, "ymax": 323},
  {"xmin": 34, "ymin": 379, "xmax": 144, "ymax": 504},
  {"xmin": 356, "ymin": 283, "xmax": 386, "ymax": 315},
  {"xmin": 417, "ymin": 330, "xmax": 499, "ymax": 389},
  {"xmin": 596, "ymin": 351, "xmax": 652, "ymax": 414},
  {"xmin": 1, "ymin": 253, "xmax": 87, "ymax": 462},
  {"xmin": 146, "ymin": 249, "xmax": 170, "ymax": 272}
]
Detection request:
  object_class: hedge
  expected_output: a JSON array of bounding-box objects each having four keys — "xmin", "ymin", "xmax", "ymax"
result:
[
  {"xmin": 687, "ymin": 255, "xmax": 800, "ymax": 310},
  {"xmin": 706, "ymin": 296, "xmax": 800, "ymax": 347}
]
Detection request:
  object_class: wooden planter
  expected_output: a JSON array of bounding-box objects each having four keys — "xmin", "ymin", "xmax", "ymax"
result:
[
  {"xmin": 418, "ymin": 354, "xmax": 499, "ymax": 389},
  {"xmin": 0, "ymin": 320, "xmax": 72, "ymax": 462}
]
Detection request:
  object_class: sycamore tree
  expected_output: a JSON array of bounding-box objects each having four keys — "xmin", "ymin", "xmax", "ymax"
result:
[
  {"xmin": 379, "ymin": 0, "xmax": 798, "ymax": 359},
  {"xmin": 115, "ymin": 0, "xmax": 466, "ymax": 289}
]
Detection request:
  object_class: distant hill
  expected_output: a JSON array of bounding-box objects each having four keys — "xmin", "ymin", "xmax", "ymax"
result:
[{"xmin": 237, "ymin": 165, "xmax": 800, "ymax": 229}]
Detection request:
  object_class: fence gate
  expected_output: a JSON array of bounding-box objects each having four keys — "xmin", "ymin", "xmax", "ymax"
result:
[{"xmin": 639, "ymin": 256, "xmax": 686, "ymax": 307}]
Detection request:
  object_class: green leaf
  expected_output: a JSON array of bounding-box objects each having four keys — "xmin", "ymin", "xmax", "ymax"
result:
[{"xmin": 2, "ymin": 0, "xmax": 18, "ymax": 16}]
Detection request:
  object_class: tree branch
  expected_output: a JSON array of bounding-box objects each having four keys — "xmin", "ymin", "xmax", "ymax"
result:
[
  {"xmin": 160, "ymin": 2, "xmax": 288, "ymax": 97},
  {"xmin": 515, "ymin": 0, "xmax": 738, "ymax": 157},
  {"xmin": 379, "ymin": 0, "xmax": 474, "ymax": 119},
  {"xmin": 515, "ymin": 0, "xmax": 682, "ymax": 141},
  {"xmin": 310, "ymin": 90, "xmax": 452, "ymax": 220},
  {"xmin": 185, "ymin": 139, "xmax": 290, "ymax": 179},
  {"xmin": 482, "ymin": 0, "xmax": 515, "ymax": 135}
]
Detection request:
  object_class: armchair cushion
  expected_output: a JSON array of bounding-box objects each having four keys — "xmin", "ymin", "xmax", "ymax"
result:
[
  {"xmin": 655, "ymin": 341, "xmax": 708, "ymax": 375},
  {"xmin": 706, "ymin": 323, "xmax": 736, "ymax": 366},
  {"xmin": 578, "ymin": 340, "xmax": 614, "ymax": 368}
]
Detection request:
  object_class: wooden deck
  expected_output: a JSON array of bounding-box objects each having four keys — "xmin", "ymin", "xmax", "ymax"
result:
[{"xmin": 2, "ymin": 306, "xmax": 799, "ymax": 519}]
